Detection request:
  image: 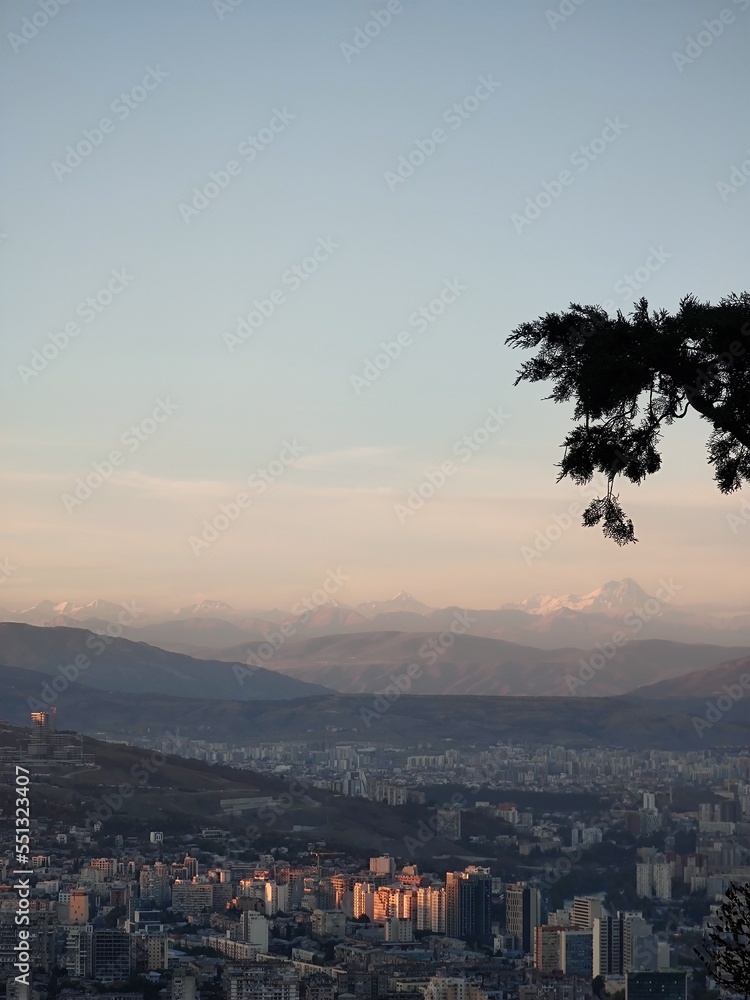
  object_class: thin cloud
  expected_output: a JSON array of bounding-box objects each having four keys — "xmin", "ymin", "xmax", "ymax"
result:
[{"xmin": 296, "ymin": 446, "xmax": 400, "ymax": 470}]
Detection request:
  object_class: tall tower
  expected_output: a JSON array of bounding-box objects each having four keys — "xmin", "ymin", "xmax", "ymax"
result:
[
  {"xmin": 29, "ymin": 711, "xmax": 55, "ymax": 759},
  {"xmin": 506, "ymin": 882, "xmax": 541, "ymax": 953},
  {"xmin": 446, "ymin": 870, "xmax": 491, "ymax": 943}
]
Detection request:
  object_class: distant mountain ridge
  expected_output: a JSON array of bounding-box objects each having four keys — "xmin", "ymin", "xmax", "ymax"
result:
[
  {"xmin": 634, "ymin": 654, "xmax": 750, "ymax": 700},
  {"xmin": 503, "ymin": 578, "xmax": 653, "ymax": 616},
  {"xmin": 0, "ymin": 623, "xmax": 331, "ymax": 702},
  {"xmin": 3, "ymin": 580, "xmax": 749, "ymax": 650},
  {"xmin": 2, "ymin": 620, "xmax": 749, "ymax": 703},
  {"xmin": 208, "ymin": 631, "xmax": 750, "ymax": 699}
]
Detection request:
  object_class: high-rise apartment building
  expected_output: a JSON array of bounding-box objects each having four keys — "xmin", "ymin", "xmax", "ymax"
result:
[
  {"xmin": 534, "ymin": 925, "xmax": 564, "ymax": 972},
  {"xmin": 446, "ymin": 869, "xmax": 491, "ymax": 943},
  {"xmin": 572, "ymin": 896, "xmax": 603, "ymax": 929},
  {"xmin": 65, "ymin": 924, "xmax": 93, "ymax": 978},
  {"xmin": 637, "ymin": 862, "xmax": 672, "ymax": 900},
  {"xmin": 67, "ymin": 889, "xmax": 90, "ymax": 925},
  {"xmin": 264, "ymin": 880, "xmax": 291, "ymax": 916},
  {"xmin": 225, "ymin": 968, "xmax": 299, "ymax": 1000},
  {"xmin": 562, "ymin": 928, "xmax": 594, "ymax": 977},
  {"xmin": 626, "ymin": 973, "xmax": 687, "ymax": 1000},
  {"xmin": 183, "ymin": 856, "xmax": 199, "ymax": 879},
  {"xmin": 594, "ymin": 916, "xmax": 619, "ymax": 976},
  {"xmin": 369, "ymin": 856, "xmax": 396, "ymax": 876},
  {"xmin": 171, "ymin": 880, "xmax": 214, "ymax": 917},
  {"xmin": 506, "ymin": 882, "xmax": 542, "ymax": 953},
  {"xmin": 621, "ymin": 912, "xmax": 654, "ymax": 972},
  {"xmin": 172, "ymin": 975, "xmax": 197, "ymax": 1000},
  {"xmin": 415, "ymin": 886, "xmax": 445, "ymax": 933},
  {"xmin": 534, "ymin": 926, "xmax": 593, "ymax": 977},
  {"xmin": 91, "ymin": 929, "xmax": 134, "ymax": 982},
  {"xmin": 241, "ymin": 911, "xmax": 269, "ymax": 951},
  {"xmin": 140, "ymin": 863, "xmax": 171, "ymax": 906}
]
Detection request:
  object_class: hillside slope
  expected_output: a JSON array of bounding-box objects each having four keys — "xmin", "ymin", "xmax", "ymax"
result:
[
  {"xmin": 211, "ymin": 631, "xmax": 750, "ymax": 697},
  {"xmin": 0, "ymin": 623, "xmax": 330, "ymax": 701}
]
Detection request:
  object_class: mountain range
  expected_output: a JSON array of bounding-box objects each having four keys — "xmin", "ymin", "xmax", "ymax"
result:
[
  {"xmin": 0, "ymin": 623, "xmax": 329, "ymax": 702},
  {"xmin": 4, "ymin": 579, "xmax": 750, "ymax": 652},
  {"xmin": 0, "ymin": 581, "xmax": 748, "ymax": 735},
  {"xmin": 1, "ymin": 618, "xmax": 749, "ymax": 706}
]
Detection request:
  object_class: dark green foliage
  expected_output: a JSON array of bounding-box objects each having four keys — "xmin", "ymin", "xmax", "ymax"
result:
[
  {"xmin": 695, "ymin": 881, "xmax": 750, "ymax": 998},
  {"xmin": 507, "ymin": 294, "xmax": 750, "ymax": 542}
]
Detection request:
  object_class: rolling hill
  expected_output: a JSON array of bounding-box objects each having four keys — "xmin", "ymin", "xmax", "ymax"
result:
[
  {"xmin": 2, "ymin": 662, "xmax": 748, "ymax": 749},
  {"xmin": 207, "ymin": 631, "xmax": 750, "ymax": 698},
  {"xmin": 0, "ymin": 721, "xmax": 471, "ymax": 858},
  {"xmin": 0, "ymin": 623, "xmax": 330, "ymax": 701},
  {"xmin": 634, "ymin": 653, "xmax": 750, "ymax": 700}
]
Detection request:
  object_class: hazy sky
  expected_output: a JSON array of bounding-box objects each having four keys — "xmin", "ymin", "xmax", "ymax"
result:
[{"xmin": 2, "ymin": 0, "xmax": 749, "ymax": 612}]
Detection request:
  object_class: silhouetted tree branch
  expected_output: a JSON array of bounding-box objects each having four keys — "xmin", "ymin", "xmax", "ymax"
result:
[
  {"xmin": 506, "ymin": 293, "xmax": 750, "ymax": 542},
  {"xmin": 694, "ymin": 881, "xmax": 750, "ymax": 999}
]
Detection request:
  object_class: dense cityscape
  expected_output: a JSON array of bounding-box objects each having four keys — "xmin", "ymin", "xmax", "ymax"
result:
[
  {"xmin": 5, "ymin": 1, "xmax": 750, "ymax": 999},
  {"xmin": 1, "ymin": 710, "xmax": 748, "ymax": 999}
]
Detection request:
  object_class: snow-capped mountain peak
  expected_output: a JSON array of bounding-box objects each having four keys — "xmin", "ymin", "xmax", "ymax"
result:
[
  {"xmin": 506, "ymin": 579, "xmax": 653, "ymax": 616},
  {"xmin": 356, "ymin": 591, "xmax": 434, "ymax": 617}
]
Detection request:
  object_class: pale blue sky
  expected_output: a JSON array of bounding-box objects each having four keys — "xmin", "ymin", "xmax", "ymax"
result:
[{"xmin": 2, "ymin": 0, "xmax": 749, "ymax": 610}]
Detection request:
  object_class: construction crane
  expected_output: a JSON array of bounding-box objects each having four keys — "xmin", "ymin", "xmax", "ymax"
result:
[{"xmin": 310, "ymin": 851, "xmax": 341, "ymax": 877}]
